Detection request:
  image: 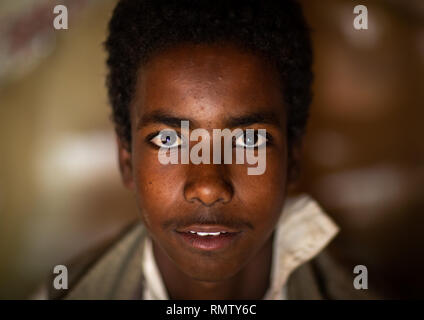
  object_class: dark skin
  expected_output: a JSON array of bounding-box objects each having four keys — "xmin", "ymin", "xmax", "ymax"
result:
[{"xmin": 118, "ymin": 43, "xmax": 290, "ymax": 299}]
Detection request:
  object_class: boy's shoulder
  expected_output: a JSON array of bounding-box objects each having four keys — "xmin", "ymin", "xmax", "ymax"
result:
[
  {"xmin": 288, "ymin": 250, "xmax": 381, "ymax": 300},
  {"xmin": 48, "ymin": 221, "xmax": 148, "ymax": 300}
]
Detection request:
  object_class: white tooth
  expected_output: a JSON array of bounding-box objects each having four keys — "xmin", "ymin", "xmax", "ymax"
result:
[
  {"xmin": 189, "ymin": 231, "xmax": 196, "ymax": 234},
  {"xmin": 196, "ymin": 232, "xmax": 209, "ymax": 236},
  {"xmin": 196, "ymin": 232, "xmax": 221, "ymax": 236}
]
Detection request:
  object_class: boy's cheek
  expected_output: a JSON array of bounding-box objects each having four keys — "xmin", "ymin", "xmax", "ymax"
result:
[
  {"xmin": 235, "ymin": 162, "xmax": 286, "ymax": 199},
  {"xmin": 133, "ymin": 164, "xmax": 186, "ymax": 214},
  {"xmin": 133, "ymin": 152, "xmax": 182, "ymax": 189}
]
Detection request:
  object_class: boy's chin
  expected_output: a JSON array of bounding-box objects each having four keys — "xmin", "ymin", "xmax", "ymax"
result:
[
  {"xmin": 187, "ymin": 271, "xmax": 239, "ymax": 283},
  {"xmin": 178, "ymin": 260, "xmax": 244, "ymax": 283}
]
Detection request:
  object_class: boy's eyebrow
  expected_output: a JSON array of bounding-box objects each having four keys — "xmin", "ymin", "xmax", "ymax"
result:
[
  {"xmin": 225, "ymin": 112, "xmax": 282, "ymax": 128},
  {"xmin": 137, "ymin": 111, "xmax": 196, "ymax": 130}
]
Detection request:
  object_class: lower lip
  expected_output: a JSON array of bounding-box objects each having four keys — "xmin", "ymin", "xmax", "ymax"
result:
[{"xmin": 175, "ymin": 231, "xmax": 241, "ymax": 251}]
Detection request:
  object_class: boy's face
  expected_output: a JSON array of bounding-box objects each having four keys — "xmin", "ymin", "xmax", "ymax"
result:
[{"xmin": 119, "ymin": 43, "xmax": 289, "ymax": 281}]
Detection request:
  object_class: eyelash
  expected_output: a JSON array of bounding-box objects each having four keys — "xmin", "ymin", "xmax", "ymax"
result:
[
  {"xmin": 233, "ymin": 131, "xmax": 273, "ymax": 149},
  {"xmin": 145, "ymin": 131, "xmax": 173, "ymax": 149},
  {"xmin": 145, "ymin": 130, "xmax": 274, "ymax": 149}
]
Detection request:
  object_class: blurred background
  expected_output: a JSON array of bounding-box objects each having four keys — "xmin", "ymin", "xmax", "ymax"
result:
[{"xmin": 0, "ymin": 0, "xmax": 422, "ymax": 299}]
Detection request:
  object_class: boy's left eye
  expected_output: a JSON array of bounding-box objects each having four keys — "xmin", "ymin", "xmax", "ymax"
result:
[
  {"xmin": 234, "ymin": 131, "xmax": 267, "ymax": 148},
  {"xmin": 150, "ymin": 130, "xmax": 182, "ymax": 148}
]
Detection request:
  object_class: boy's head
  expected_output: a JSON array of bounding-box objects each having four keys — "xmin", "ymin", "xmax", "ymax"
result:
[{"xmin": 105, "ymin": 0, "xmax": 313, "ymax": 282}]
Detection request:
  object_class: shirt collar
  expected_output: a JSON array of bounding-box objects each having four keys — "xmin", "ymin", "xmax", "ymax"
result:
[{"xmin": 263, "ymin": 193, "xmax": 339, "ymax": 299}]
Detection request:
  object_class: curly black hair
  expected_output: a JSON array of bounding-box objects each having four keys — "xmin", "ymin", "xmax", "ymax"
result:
[{"xmin": 105, "ymin": 0, "xmax": 313, "ymax": 159}]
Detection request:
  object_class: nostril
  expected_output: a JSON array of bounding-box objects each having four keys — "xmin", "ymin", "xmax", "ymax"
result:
[
  {"xmin": 188, "ymin": 196, "xmax": 225, "ymax": 207},
  {"xmin": 184, "ymin": 179, "xmax": 233, "ymax": 206}
]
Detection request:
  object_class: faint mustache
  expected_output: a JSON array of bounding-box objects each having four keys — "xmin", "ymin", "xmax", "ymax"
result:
[{"xmin": 163, "ymin": 210, "xmax": 254, "ymax": 231}]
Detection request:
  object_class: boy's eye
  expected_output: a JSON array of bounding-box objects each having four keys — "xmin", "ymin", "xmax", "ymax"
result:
[
  {"xmin": 234, "ymin": 130, "xmax": 267, "ymax": 149},
  {"xmin": 150, "ymin": 130, "xmax": 182, "ymax": 148}
]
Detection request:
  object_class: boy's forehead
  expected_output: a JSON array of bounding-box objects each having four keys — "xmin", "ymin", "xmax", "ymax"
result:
[{"xmin": 131, "ymin": 43, "xmax": 286, "ymax": 126}]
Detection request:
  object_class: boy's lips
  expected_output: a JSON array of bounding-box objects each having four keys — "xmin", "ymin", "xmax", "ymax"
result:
[
  {"xmin": 176, "ymin": 224, "xmax": 241, "ymax": 234},
  {"xmin": 174, "ymin": 224, "xmax": 243, "ymax": 251}
]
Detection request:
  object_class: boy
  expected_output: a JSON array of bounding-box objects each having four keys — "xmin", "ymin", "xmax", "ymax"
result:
[{"xmin": 47, "ymin": 0, "xmax": 347, "ymax": 299}]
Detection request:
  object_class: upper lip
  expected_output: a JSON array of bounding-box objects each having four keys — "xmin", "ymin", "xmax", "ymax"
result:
[{"xmin": 176, "ymin": 224, "xmax": 241, "ymax": 233}]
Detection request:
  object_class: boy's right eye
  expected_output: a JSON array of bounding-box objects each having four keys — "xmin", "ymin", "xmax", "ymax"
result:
[{"xmin": 150, "ymin": 130, "xmax": 182, "ymax": 148}]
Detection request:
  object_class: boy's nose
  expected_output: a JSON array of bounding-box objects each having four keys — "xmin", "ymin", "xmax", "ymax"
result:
[{"xmin": 183, "ymin": 165, "xmax": 233, "ymax": 207}]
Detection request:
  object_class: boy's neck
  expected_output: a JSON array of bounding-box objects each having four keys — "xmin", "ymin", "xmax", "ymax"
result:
[{"xmin": 152, "ymin": 233, "xmax": 274, "ymax": 300}]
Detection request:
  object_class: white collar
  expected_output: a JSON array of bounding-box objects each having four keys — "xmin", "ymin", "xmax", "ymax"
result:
[{"xmin": 263, "ymin": 194, "xmax": 339, "ymax": 299}]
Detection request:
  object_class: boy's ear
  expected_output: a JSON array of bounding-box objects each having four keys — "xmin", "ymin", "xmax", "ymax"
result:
[{"xmin": 116, "ymin": 136, "xmax": 134, "ymax": 190}]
